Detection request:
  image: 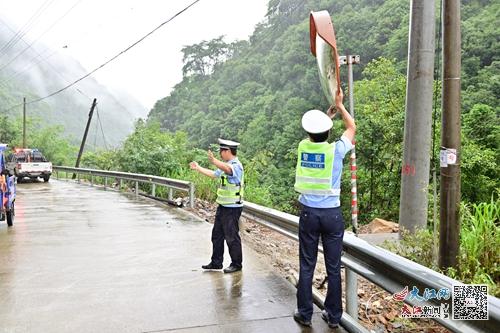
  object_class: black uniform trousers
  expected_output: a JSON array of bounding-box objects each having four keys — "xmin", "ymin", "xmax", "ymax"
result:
[
  {"xmin": 296, "ymin": 205, "xmax": 344, "ymax": 324},
  {"xmin": 210, "ymin": 205, "xmax": 243, "ymax": 268}
]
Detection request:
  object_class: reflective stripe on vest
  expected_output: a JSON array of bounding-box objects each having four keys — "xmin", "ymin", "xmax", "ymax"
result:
[
  {"xmin": 294, "ymin": 139, "xmax": 338, "ymax": 196},
  {"xmin": 216, "ymin": 161, "xmax": 244, "ymax": 205}
]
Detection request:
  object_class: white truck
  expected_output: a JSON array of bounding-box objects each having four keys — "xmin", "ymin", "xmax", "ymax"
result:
[{"xmin": 8, "ymin": 148, "xmax": 52, "ymax": 183}]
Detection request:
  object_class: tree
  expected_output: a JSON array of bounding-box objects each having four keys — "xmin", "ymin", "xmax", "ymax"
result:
[
  {"xmin": 0, "ymin": 115, "xmax": 18, "ymax": 144},
  {"xmin": 181, "ymin": 36, "xmax": 234, "ymax": 77}
]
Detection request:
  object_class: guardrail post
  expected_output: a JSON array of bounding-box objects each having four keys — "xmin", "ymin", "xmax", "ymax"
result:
[
  {"xmin": 119, "ymin": 179, "xmax": 123, "ymax": 191},
  {"xmin": 345, "ymin": 267, "xmax": 359, "ymax": 321},
  {"xmin": 189, "ymin": 183, "xmax": 195, "ymax": 208},
  {"xmin": 91, "ymin": 174, "xmax": 94, "ymax": 186},
  {"xmin": 77, "ymin": 173, "xmax": 80, "ymax": 183},
  {"xmin": 135, "ymin": 181, "xmax": 139, "ymax": 197},
  {"xmin": 104, "ymin": 177, "xmax": 107, "ymax": 189},
  {"xmin": 152, "ymin": 183, "xmax": 156, "ymax": 197},
  {"xmin": 56, "ymin": 171, "xmax": 59, "ymax": 180},
  {"xmin": 168, "ymin": 188, "xmax": 173, "ymax": 201}
]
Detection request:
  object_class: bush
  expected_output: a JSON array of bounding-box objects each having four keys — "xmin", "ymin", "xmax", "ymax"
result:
[{"xmin": 382, "ymin": 194, "xmax": 500, "ymax": 297}]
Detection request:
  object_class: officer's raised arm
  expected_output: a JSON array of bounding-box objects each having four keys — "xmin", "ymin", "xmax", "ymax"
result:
[
  {"xmin": 189, "ymin": 161, "xmax": 216, "ymax": 178},
  {"xmin": 335, "ymin": 88, "xmax": 356, "ymax": 142},
  {"xmin": 208, "ymin": 149, "xmax": 233, "ymax": 175}
]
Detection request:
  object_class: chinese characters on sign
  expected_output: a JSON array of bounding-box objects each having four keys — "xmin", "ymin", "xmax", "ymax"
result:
[
  {"xmin": 393, "ymin": 286, "xmax": 451, "ymax": 319},
  {"xmin": 391, "ymin": 285, "xmax": 488, "ymax": 320}
]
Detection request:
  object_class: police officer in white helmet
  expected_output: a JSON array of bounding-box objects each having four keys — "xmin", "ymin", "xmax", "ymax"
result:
[
  {"xmin": 293, "ymin": 89, "xmax": 356, "ymax": 328},
  {"xmin": 189, "ymin": 138, "xmax": 244, "ymax": 274}
]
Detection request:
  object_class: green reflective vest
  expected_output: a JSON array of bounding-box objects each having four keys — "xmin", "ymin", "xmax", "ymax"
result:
[
  {"xmin": 294, "ymin": 139, "xmax": 339, "ymax": 196},
  {"xmin": 216, "ymin": 162, "xmax": 244, "ymax": 205}
]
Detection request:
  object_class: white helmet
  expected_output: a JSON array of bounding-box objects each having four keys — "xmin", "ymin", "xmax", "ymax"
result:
[
  {"xmin": 217, "ymin": 138, "xmax": 240, "ymax": 149},
  {"xmin": 301, "ymin": 109, "xmax": 333, "ymax": 134}
]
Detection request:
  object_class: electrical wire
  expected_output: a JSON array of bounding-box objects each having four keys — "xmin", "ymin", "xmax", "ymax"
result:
[
  {"xmin": 0, "ymin": 48, "xmax": 56, "ymax": 83},
  {"xmin": 0, "ymin": 0, "xmax": 203, "ymax": 113},
  {"xmin": 95, "ymin": 106, "xmax": 108, "ymax": 149},
  {"xmin": 0, "ymin": 0, "xmax": 56, "ymax": 57},
  {"xmin": 0, "ymin": 0, "xmax": 83, "ymax": 73},
  {"xmin": 93, "ymin": 108, "xmax": 98, "ymax": 148}
]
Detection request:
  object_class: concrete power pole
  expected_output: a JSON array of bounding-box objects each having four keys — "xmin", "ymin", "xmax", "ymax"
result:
[
  {"xmin": 399, "ymin": 0, "xmax": 436, "ymax": 233},
  {"xmin": 22, "ymin": 97, "xmax": 26, "ymax": 148},
  {"xmin": 439, "ymin": 0, "xmax": 461, "ymax": 269},
  {"xmin": 73, "ymin": 98, "xmax": 97, "ymax": 179}
]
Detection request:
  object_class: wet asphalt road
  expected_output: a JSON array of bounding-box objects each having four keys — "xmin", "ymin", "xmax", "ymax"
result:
[{"xmin": 0, "ymin": 180, "xmax": 345, "ymax": 332}]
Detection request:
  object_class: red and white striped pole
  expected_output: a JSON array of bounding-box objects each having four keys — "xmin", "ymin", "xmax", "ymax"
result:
[
  {"xmin": 350, "ymin": 141, "xmax": 358, "ymax": 233},
  {"xmin": 341, "ymin": 55, "xmax": 360, "ymax": 234}
]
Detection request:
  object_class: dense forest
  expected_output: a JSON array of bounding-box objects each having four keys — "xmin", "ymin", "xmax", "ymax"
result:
[{"xmin": 142, "ymin": 0, "xmax": 498, "ymax": 221}]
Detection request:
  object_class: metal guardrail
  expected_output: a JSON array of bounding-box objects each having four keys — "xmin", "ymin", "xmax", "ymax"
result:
[
  {"xmin": 53, "ymin": 167, "xmax": 499, "ymax": 332},
  {"xmin": 242, "ymin": 201, "xmax": 500, "ymax": 333},
  {"xmin": 53, "ymin": 166, "xmax": 195, "ymax": 208}
]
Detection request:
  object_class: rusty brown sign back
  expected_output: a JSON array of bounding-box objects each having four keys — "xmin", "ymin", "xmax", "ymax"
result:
[{"xmin": 309, "ymin": 10, "xmax": 341, "ymax": 105}]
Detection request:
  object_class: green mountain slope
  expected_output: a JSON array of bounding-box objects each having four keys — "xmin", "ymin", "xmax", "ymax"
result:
[{"xmin": 145, "ymin": 0, "xmax": 498, "ymax": 216}]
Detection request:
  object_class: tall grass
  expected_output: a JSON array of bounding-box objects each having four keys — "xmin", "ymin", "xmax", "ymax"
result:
[
  {"xmin": 383, "ymin": 193, "xmax": 500, "ymax": 297},
  {"xmin": 449, "ymin": 195, "xmax": 499, "ymax": 295}
]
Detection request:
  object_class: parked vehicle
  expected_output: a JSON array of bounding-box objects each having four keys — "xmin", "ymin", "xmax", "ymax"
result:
[
  {"xmin": 0, "ymin": 144, "xmax": 16, "ymax": 226},
  {"xmin": 8, "ymin": 148, "xmax": 52, "ymax": 183}
]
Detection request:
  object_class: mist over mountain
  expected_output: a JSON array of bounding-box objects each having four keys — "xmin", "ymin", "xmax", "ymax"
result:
[{"xmin": 0, "ymin": 20, "xmax": 148, "ymax": 148}]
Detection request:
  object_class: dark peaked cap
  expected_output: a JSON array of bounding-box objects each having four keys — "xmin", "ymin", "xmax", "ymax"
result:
[{"xmin": 218, "ymin": 138, "xmax": 240, "ymax": 149}]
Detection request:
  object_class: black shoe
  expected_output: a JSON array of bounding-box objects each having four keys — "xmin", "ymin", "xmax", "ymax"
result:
[
  {"xmin": 321, "ymin": 310, "xmax": 339, "ymax": 328},
  {"xmin": 293, "ymin": 309, "xmax": 312, "ymax": 327},
  {"xmin": 202, "ymin": 263, "xmax": 222, "ymax": 270},
  {"xmin": 223, "ymin": 265, "xmax": 242, "ymax": 274}
]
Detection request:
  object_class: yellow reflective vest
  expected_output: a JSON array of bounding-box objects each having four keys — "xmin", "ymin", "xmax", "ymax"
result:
[
  {"xmin": 216, "ymin": 162, "xmax": 244, "ymax": 205},
  {"xmin": 294, "ymin": 139, "xmax": 339, "ymax": 196}
]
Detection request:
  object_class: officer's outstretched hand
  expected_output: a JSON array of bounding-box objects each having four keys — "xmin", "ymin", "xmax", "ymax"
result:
[
  {"xmin": 207, "ymin": 150, "xmax": 216, "ymax": 164},
  {"xmin": 189, "ymin": 161, "xmax": 199, "ymax": 170}
]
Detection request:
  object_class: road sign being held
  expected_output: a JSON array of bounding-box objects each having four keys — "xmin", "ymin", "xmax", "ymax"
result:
[{"xmin": 309, "ymin": 10, "xmax": 341, "ymax": 106}]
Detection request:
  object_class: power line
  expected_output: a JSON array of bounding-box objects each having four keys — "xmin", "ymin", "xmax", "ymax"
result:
[
  {"xmin": 0, "ymin": 17, "xmax": 93, "ymax": 102},
  {"xmin": 95, "ymin": 106, "xmax": 108, "ymax": 149},
  {"xmin": 93, "ymin": 107, "xmax": 98, "ymax": 148},
  {"xmin": 0, "ymin": 0, "xmax": 83, "ymax": 73},
  {"xmin": 0, "ymin": 0, "xmax": 56, "ymax": 58},
  {"xmin": 1, "ymin": 0, "xmax": 203, "ymax": 113},
  {"xmin": 0, "ymin": 48, "xmax": 56, "ymax": 83}
]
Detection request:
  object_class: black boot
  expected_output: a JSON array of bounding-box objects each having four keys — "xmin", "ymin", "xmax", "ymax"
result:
[
  {"xmin": 202, "ymin": 263, "xmax": 222, "ymax": 270},
  {"xmin": 223, "ymin": 265, "xmax": 242, "ymax": 274},
  {"xmin": 293, "ymin": 310, "xmax": 311, "ymax": 327}
]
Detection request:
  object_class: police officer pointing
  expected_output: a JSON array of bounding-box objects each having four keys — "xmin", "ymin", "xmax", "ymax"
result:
[
  {"xmin": 189, "ymin": 138, "xmax": 244, "ymax": 274},
  {"xmin": 293, "ymin": 89, "xmax": 355, "ymax": 328}
]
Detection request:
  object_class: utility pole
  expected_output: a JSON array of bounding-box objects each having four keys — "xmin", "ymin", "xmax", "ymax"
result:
[
  {"xmin": 339, "ymin": 54, "xmax": 360, "ymax": 322},
  {"xmin": 439, "ymin": 0, "xmax": 461, "ymax": 269},
  {"xmin": 339, "ymin": 55, "xmax": 361, "ymax": 234},
  {"xmin": 73, "ymin": 98, "xmax": 97, "ymax": 179},
  {"xmin": 22, "ymin": 97, "xmax": 26, "ymax": 148},
  {"xmin": 399, "ymin": 0, "xmax": 436, "ymax": 233}
]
